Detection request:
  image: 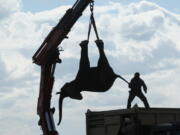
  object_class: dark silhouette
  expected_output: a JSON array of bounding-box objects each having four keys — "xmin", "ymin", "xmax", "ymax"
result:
[
  {"xmin": 127, "ymin": 72, "xmax": 150, "ymax": 109},
  {"xmin": 57, "ymin": 40, "xmax": 128, "ymax": 125}
]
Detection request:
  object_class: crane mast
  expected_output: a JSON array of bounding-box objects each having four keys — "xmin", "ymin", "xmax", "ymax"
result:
[{"xmin": 32, "ymin": 0, "xmax": 92, "ymax": 134}]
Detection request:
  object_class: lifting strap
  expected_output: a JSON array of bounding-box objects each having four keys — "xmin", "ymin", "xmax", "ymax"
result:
[{"xmin": 87, "ymin": 1, "xmax": 100, "ymax": 41}]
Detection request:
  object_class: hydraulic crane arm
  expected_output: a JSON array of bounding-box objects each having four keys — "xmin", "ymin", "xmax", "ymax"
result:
[
  {"xmin": 32, "ymin": 0, "xmax": 92, "ymax": 135},
  {"xmin": 33, "ymin": 0, "xmax": 91, "ymax": 65}
]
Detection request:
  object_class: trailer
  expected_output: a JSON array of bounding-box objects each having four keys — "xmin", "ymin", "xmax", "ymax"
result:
[{"xmin": 86, "ymin": 107, "xmax": 180, "ymax": 135}]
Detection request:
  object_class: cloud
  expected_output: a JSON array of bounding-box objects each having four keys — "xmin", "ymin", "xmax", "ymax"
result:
[
  {"xmin": 0, "ymin": 56, "xmax": 7, "ymax": 79},
  {"xmin": 0, "ymin": 0, "xmax": 21, "ymax": 20},
  {"xmin": 96, "ymin": 2, "xmax": 180, "ymax": 62},
  {"xmin": 0, "ymin": 1, "xmax": 180, "ymax": 135}
]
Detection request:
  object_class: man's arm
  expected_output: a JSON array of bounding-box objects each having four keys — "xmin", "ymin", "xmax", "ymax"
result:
[
  {"xmin": 129, "ymin": 79, "xmax": 132, "ymax": 88},
  {"xmin": 142, "ymin": 80, "xmax": 147, "ymax": 93}
]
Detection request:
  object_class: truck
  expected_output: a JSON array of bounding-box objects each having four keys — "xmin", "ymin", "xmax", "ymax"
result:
[{"xmin": 86, "ymin": 106, "xmax": 180, "ymax": 135}]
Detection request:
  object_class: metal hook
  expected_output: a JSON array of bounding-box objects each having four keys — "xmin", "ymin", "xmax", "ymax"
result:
[{"xmin": 90, "ymin": 0, "xmax": 94, "ymax": 12}]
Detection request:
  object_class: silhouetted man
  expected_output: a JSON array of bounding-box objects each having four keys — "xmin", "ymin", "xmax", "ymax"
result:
[{"xmin": 127, "ymin": 72, "xmax": 150, "ymax": 109}]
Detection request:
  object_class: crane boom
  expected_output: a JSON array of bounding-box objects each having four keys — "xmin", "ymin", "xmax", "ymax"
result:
[
  {"xmin": 33, "ymin": 0, "xmax": 91, "ymax": 65},
  {"xmin": 32, "ymin": 0, "xmax": 92, "ymax": 135}
]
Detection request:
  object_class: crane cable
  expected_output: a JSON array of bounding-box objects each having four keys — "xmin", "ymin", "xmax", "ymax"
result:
[{"xmin": 87, "ymin": 0, "xmax": 100, "ymax": 41}]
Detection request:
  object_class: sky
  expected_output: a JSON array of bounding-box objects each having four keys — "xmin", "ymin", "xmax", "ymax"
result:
[
  {"xmin": 21, "ymin": 0, "xmax": 180, "ymax": 13},
  {"xmin": 0, "ymin": 0, "xmax": 180, "ymax": 135}
]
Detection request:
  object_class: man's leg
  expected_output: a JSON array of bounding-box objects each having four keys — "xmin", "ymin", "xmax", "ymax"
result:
[
  {"xmin": 138, "ymin": 92, "xmax": 150, "ymax": 109},
  {"xmin": 127, "ymin": 92, "xmax": 135, "ymax": 109}
]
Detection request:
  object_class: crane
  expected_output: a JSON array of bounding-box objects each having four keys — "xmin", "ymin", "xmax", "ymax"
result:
[{"xmin": 32, "ymin": 0, "xmax": 92, "ymax": 134}]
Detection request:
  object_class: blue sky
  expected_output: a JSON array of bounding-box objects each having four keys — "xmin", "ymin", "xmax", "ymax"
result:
[
  {"xmin": 0, "ymin": 0, "xmax": 180, "ymax": 135},
  {"xmin": 22, "ymin": 0, "xmax": 180, "ymax": 13}
]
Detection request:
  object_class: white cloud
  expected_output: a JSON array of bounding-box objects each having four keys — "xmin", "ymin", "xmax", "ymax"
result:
[
  {"xmin": 0, "ymin": 1, "xmax": 180, "ymax": 135},
  {"xmin": 95, "ymin": 2, "xmax": 180, "ymax": 62},
  {"xmin": 1, "ymin": 52, "xmax": 36, "ymax": 79},
  {"xmin": 0, "ymin": 0, "xmax": 21, "ymax": 20}
]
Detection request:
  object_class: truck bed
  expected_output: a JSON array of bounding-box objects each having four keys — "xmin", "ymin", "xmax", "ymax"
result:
[{"xmin": 86, "ymin": 107, "xmax": 180, "ymax": 135}]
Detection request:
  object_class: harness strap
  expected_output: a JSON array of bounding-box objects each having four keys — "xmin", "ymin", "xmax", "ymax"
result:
[
  {"xmin": 91, "ymin": 14, "xmax": 99, "ymax": 40},
  {"xmin": 87, "ymin": 15, "xmax": 92, "ymax": 41}
]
